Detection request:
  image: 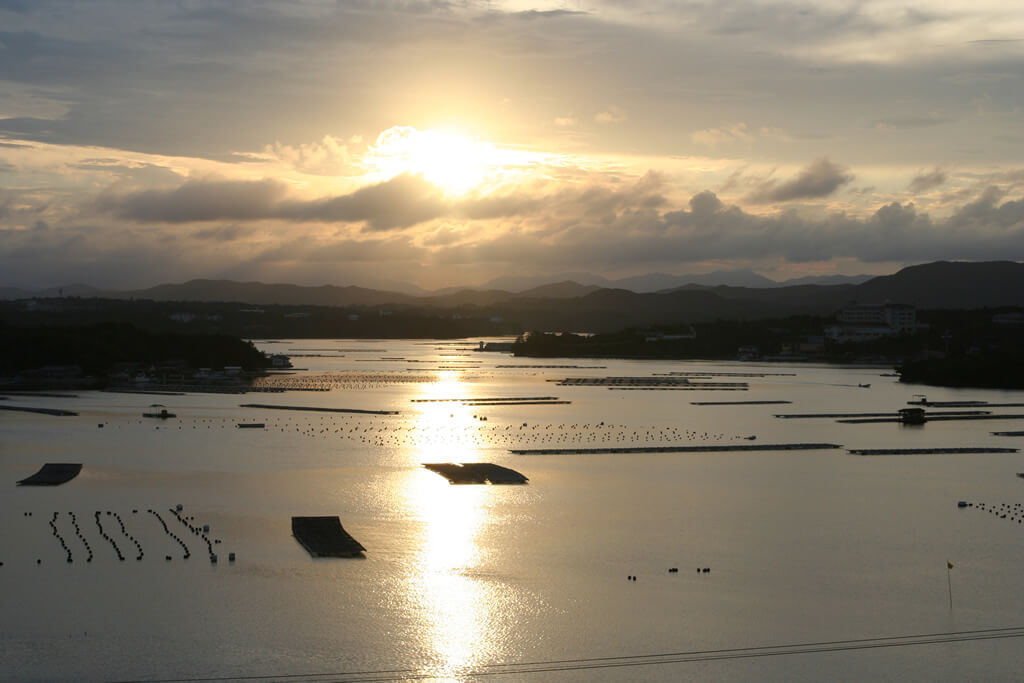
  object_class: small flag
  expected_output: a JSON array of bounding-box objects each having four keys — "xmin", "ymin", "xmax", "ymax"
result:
[{"xmin": 947, "ymin": 562, "xmax": 954, "ymax": 569}]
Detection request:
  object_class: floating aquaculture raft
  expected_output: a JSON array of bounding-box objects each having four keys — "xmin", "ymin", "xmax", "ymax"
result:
[
  {"xmin": 17, "ymin": 463, "xmax": 82, "ymax": 486},
  {"xmin": 291, "ymin": 516, "xmax": 365, "ymax": 557},
  {"xmin": 423, "ymin": 463, "xmax": 529, "ymax": 484}
]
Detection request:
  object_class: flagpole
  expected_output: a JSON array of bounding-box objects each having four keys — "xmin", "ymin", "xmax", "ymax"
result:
[{"xmin": 947, "ymin": 562, "xmax": 953, "ymax": 610}]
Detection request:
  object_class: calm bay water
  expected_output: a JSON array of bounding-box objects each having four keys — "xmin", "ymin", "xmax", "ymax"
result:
[{"xmin": 3, "ymin": 339, "xmax": 1024, "ymax": 682}]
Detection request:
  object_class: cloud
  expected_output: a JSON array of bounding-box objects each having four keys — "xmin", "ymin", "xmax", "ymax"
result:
[
  {"xmin": 263, "ymin": 135, "xmax": 354, "ymax": 176},
  {"xmin": 595, "ymin": 105, "xmax": 626, "ymax": 124},
  {"xmin": 869, "ymin": 116, "xmax": 951, "ymax": 130},
  {"xmin": 98, "ymin": 178, "xmax": 289, "ymax": 223},
  {"xmin": 553, "ymin": 116, "xmax": 577, "ymax": 127},
  {"xmin": 98, "ymin": 173, "xmax": 534, "ymax": 231},
  {"xmin": 691, "ymin": 123, "xmax": 753, "ymax": 147},
  {"xmin": 747, "ymin": 157, "xmax": 854, "ymax": 203},
  {"xmin": 908, "ymin": 167, "xmax": 947, "ymax": 193},
  {"xmin": 277, "ymin": 174, "xmax": 446, "ymax": 231}
]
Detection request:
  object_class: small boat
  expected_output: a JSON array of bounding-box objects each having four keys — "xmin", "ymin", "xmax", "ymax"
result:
[
  {"xmin": 858, "ymin": 383, "xmax": 871, "ymax": 388},
  {"xmin": 1017, "ymin": 473, "xmax": 1024, "ymax": 479}
]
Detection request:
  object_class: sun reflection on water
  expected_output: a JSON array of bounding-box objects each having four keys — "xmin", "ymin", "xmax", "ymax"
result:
[{"xmin": 403, "ymin": 368, "xmax": 495, "ymax": 680}]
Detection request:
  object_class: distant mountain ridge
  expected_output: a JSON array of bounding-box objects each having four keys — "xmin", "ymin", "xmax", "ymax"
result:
[{"xmin": 2, "ymin": 263, "xmax": 1022, "ymax": 329}]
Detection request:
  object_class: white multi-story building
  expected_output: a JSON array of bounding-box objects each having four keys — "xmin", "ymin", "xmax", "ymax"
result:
[
  {"xmin": 827, "ymin": 303, "xmax": 920, "ymax": 342},
  {"xmin": 836, "ymin": 303, "xmax": 916, "ymax": 331}
]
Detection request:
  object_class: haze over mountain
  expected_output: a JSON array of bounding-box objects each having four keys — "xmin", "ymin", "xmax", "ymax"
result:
[
  {"xmin": 3, "ymin": 262, "xmax": 1021, "ymax": 335},
  {"xmin": 2, "ymin": 269, "xmax": 874, "ymax": 301}
]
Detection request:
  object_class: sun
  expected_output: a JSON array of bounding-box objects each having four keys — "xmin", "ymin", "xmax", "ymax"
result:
[{"xmin": 363, "ymin": 126, "xmax": 529, "ymax": 196}]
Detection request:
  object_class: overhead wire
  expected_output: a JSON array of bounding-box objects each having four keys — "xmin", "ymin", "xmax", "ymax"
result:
[{"xmin": 112, "ymin": 625, "xmax": 1024, "ymax": 683}]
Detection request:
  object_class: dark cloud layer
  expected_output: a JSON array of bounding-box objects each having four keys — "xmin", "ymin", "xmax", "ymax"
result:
[
  {"xmin": 747, "ymin": 158, "xmax": 854, "ymax": 203},
  {"xmin": 100, "ymin": 174, "xmax": 450, "ymax": 231},
  {"xmin": 6, "ymin": 175, "xmax": 1024, "ymax": 288},
  {"xmin": 908, "ymin": 167, "xmax": 947, "ymax": 193}
]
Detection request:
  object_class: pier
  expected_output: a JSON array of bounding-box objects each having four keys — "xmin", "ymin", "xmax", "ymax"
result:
[
  {"xmin": 510, "ymin": 443, "xmax": 842, "ymax": 455},
  {"xmin": 291, "ymin": 516, "xmax": 365, "ymax": 557},
  {"xmin": 240, "ymin": 403, "xmax": 399, "ymax": 415}
]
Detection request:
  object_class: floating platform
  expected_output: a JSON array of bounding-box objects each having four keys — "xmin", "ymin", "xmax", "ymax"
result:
[
  {"xmin": 237, "ymin": 423, "xmax": 265, "ymax": 429},
  {"xmin": 411, "ymin": 396, "xmax": 560, "ymax": 403},
  {"xmin": 848, "ymin": 447, "xmax": 1019, "ymax": 456},
  {"xmin": 993, "ymin": 431, "xmax": 1024, "ymax": 437},
  {"xmin": 460, "ymin": 400, "xmax": 570, "ymax": 406},
  {"xmin": 776, "ymin": 411, "xmax": 990, "ymax": 419},
  {"xmin": 692, "ymin": 400, "xmax": 792, "ymax": 406},
  {"xmin": 839, "ymin": 414, "xmax": 1024, "ymax": 424},
  {"xmin": 556, "ymin": 377, "xmax": 746, "ymax": 387},
  {"xmin": 0, "ymin": 405, "xmax": 77, "ymax": 416},
  {"xmin": 609, "ymin": 386, "xmax": 748, "ymax": 391},
  {"xmin": 17, "ymin": 463, "xmax": 82, "ymax": 486},
  {"xmin": 423, "ymin": 463, "xmax": 529, "ymax": 484},
  {"xmin": 291, "ymin": 516, "xmax": 365, "ymax": 557},
  {"xmin": 510, "ymin": 443, "xmax": 842, "ymax": 455},
  {"xmin": 240, "ymin": 403, "xmax": 398, "ymax": 415}
]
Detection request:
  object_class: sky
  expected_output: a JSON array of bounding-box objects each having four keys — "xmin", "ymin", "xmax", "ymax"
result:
[{"xmin": 1, "ymin": 0, "xmax": 1024, "ymax": 291}]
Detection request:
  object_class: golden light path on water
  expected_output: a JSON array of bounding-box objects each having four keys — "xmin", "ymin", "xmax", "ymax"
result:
[{"xmin": 403, "ymin": 370, "xmax": 494, "ymax": 681}]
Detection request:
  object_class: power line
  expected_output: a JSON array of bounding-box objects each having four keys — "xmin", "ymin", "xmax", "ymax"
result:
[{"xmin": 112, "ymin": 625, "xmax": 1024, "ymax": 683}]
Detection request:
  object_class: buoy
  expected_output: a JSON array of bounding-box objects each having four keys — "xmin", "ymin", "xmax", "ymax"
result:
[{"xmin": 228, "ymin": 552, "xmax": 235, "ymax": 562}]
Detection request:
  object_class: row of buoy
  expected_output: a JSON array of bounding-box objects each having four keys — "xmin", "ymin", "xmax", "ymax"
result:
[
  {"xmin": 101, "ymin": 415, "xmax": 740, "ymax": 450},
  {"xmin": 970, "ymin": 501, "xmax": 1024, "ymax": 524},
  {"xmin": 149, "ymin": 509, "xmax": 190, "ymax": 559},
  {"xmin": 628, "ymin": 567, "xmax": 712, "ymax": 580},
  {"xmin": 95, "ymin": 511, "xmax": 126, "ymax": 561},
  {"xmin": 69, "ymin": 512, "xmax": 93, "ymax": 563},
  {"xmin": 170, "ymin": 508, "xmax": 219, "ymax": 559},
  {"xmin": 49, "ymin": 512, "xmax": 73, "ymax": 563},
  {"xmin": 113, "ymin": 511, "xmax": 144, "ymax": 559}
]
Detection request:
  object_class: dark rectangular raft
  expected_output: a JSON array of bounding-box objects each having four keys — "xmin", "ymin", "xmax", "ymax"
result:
[
  {"xmin": 423, "ymin": 463, "xmax": 529, "ymax": 484},
  {"xmin": 17, "ymin": 463, "xmax": 82, "ymax": 486},
  {"xmin": 291, "ymin": 516, "xmax": 365, "ymax": 557}
]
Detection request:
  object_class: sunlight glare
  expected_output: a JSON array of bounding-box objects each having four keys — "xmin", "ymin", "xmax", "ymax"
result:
[{"xmin": 364, "ymin": 126, "xmax": 541, "ymax": 196}]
